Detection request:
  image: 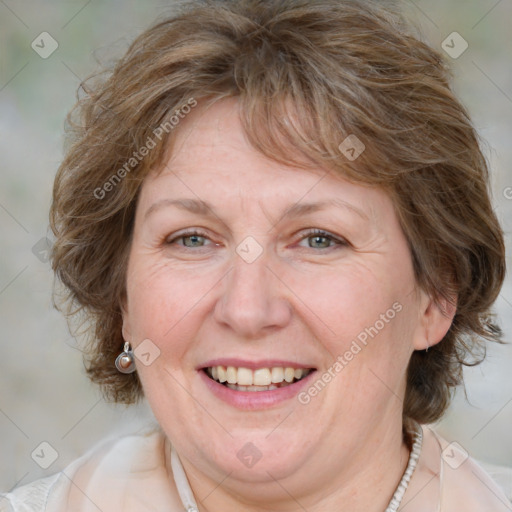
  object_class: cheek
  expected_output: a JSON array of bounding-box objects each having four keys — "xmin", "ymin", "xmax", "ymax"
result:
[
  {"xmin": 285, "ymin": 259, "xmax": 405, "ymax": 337},
  {"xmin": 125, "ymin": 255, "xmax": 214, "ymax": 336},
  {"xmin": 288, "ymin": 259, "xmax": 418, "ymax": 387}
]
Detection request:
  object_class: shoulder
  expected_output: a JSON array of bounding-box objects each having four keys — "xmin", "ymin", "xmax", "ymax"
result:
[
  {"xmin": 479, "ymin": 460, "xmax": 512, "ymax": 505},
  {"xmin": 1, "ymin": 428, "xmax": 183, "ymax": 512},
  {"xmin": 426, "ymin": 426, "xmax": 512, "ymax": 511}
]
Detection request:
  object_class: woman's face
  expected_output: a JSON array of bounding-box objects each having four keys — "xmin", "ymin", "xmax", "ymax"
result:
[{"xmin": 122, "ymin": 99, "xmax": 446, "ymax": 497}]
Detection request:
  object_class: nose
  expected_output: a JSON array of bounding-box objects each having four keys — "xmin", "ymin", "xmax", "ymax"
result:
[{"xmin": 213, "ymin": 243, "xmax": 292, "ymax": 339}]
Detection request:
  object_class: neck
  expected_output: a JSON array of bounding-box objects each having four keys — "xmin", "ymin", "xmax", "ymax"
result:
[{"xmin": 171, "ymin": 419, "xmax": 411, "ymax": 512}]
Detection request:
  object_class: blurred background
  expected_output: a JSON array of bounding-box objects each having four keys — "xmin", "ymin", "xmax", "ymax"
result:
[{"xmin": 1, "ymin": 0, "xmax": 511, "ymax": 493}]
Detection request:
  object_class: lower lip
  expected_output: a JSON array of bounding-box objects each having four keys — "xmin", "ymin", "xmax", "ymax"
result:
[{"xmin": 199, "ymin": 369, "xmax": 317, "ymax": 410}]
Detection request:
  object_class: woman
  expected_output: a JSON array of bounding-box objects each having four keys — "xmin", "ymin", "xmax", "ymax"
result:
[{"xmin": 1, "ymin": 0, "xmax": 510, "ymax": 510}]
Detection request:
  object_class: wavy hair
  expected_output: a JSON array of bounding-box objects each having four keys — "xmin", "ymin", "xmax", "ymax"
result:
[{"xmin": 50, "ymin": 0, "xmax": 506, "ymax": 424}]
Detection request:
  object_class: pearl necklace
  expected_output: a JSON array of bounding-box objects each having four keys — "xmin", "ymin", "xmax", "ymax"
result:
[
  {"xmin": 385, "ymin": 422, "xmax": 423, "ymax": 512},
  {"xmin": 170, "ymin": 423, "xmax": 423, "ymax": 512}
]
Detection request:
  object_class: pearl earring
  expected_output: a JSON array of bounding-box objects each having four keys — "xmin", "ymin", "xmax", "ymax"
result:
[{"xmin": 115, "ymin": 342, "xmax": 136, "ymax": 374}]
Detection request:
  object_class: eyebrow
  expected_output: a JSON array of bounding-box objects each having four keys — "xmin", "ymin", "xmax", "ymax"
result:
[{"xmin": 144, "ymin": 197, "xmax": 369, "ymax": 223}]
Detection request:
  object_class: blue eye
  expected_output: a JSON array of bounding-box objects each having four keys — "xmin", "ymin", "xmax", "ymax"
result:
[
  {"xmin": 181, "ymin": 234, "xmax": 206, "ymax": 247},
  {"xmin": 165, "ymin": 228, "xmax": 346, "ymax": 251},
  {"xmin": 298, "ymin": 229, "xmax": 346, "ymax": 250},
  {"xmin": 166, "ymin": 230, "xmax": 211, "ymax": 248}
]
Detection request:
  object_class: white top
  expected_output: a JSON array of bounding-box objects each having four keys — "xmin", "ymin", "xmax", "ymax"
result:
[{"xmin": 1, "ymin": 426, "xmax": 510, "ymax": 511}]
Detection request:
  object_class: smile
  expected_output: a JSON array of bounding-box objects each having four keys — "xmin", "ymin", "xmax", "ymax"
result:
[{"xmin": 204, "ymin": 365, "xmax": 314, "ymax": 392}]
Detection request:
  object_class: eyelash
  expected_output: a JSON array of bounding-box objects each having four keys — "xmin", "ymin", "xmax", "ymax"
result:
[{"xmin": 165, "ymin": 228, "xmax": 347, "ymax": 251}]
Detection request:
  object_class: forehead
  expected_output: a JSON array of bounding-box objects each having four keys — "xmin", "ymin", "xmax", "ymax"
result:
[{"xmin": 138, "ymin": 98, "xmax": 392, "ymax": 225}]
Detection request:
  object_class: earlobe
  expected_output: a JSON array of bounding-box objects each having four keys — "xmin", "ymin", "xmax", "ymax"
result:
[
  {"xmin": 413, "ymin": 292, "xmax": 457, "ymax": 351},
  {"xmin": 122, "ymin": 319, "xmax": 131, "ymax": 343},
  {"xmin": 120, "ymin": 298, "xmax": 132, "ymax": 342}
]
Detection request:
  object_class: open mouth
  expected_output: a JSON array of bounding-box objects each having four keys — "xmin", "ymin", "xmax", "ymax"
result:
[{"xmin": 203, "ymin": 366, "xmax": 316, "ymax": 392}]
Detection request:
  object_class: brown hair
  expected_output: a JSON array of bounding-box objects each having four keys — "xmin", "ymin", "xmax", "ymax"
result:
[{"xmin": 50, "ymin": 0, "xmax": 506, "ymax": 424}]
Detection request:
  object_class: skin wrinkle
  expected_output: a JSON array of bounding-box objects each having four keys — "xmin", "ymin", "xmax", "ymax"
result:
[
  {"xmin": 120, "ymin": 99, "xmax": 454, "ymax": 512},
  {"xmin": 43, "ymin": 2, "xmax": 507, "ymax": 508}
]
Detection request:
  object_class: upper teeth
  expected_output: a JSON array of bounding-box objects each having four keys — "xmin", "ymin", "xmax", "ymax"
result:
[{"xmin": 207, "ymin": 366, "xmax": 312, "ymax": 386}]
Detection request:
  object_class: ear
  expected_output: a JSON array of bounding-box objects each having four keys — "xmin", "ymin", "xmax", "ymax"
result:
[{"xmin": 412, "ymin": 290, "xmax": 457, "ymax": 351}]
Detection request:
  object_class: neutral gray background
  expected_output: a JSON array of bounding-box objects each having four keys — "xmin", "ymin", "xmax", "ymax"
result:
[{"xmin": 1, "ymin": 0, "xmax": 511, "ymax": 491}]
